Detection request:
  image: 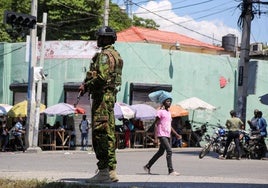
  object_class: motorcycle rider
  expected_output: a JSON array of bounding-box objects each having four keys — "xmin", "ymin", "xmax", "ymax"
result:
[
  {"xmin": 256, "ymin": 111, "xmax": 267, "ymax": 158},
  {"xmin": 247, "ymin": 109, "xmax": 259, "ymax": 131},
  {"xmin": 219, "ymin": 110, "xmax": 244, "ymax": 160}
]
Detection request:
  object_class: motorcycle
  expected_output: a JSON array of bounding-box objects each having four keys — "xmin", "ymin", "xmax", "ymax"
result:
[
  {"xmin": 227, "ymin": 130, "xmax": 267, "ymax": 159},
  {"xmin": 199, "ymin": 125, "xmax": 228, "ymax": 159},
  {"xmin": 190, "ymin": 122, "xmax": 208, "ymax": 147},
  {"xmin": 200, "ymin": 127, "xmax": 267, "ymax": 159}
]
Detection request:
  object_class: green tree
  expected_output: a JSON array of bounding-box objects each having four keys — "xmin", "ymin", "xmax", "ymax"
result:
[
  {"xmin": 0, "ymin": 0, "xmax": 158, "ymax": 42},
  {"xmin": 38, "ymin": 0, "xmax": 104, "ymax": 40},
  {"xmin": 132, "ymin": 15, "xmax": 159, "ymax": 29},
  {"xmin": 108, "ymin": 3, "xmax": 132, "ymax": 33}
]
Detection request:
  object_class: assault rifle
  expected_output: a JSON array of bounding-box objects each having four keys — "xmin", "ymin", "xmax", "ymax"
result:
[{"xmin": 74, "ymin": 91, "xmax": 82, "ymax": 107}]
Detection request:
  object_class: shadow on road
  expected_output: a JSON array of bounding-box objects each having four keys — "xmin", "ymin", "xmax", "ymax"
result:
[{"xmin": 173, "ymin": 148, "xmax": 219, "ymax": 159}]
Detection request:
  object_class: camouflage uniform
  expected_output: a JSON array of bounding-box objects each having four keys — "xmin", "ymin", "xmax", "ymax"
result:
[{"xmin": 84, "ymin": 44, "xmax": 123, "ymax": 171}]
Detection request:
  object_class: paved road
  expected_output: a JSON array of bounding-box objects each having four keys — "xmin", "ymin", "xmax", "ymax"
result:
[{"xmin": 0, "ymin": 148, "xmax": 267, "ymax": 188}]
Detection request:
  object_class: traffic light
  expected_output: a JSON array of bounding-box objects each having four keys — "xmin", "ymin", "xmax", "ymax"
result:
[{"xmin": 3, "ymin": 10, "xmax": 37, "ymax": 29}]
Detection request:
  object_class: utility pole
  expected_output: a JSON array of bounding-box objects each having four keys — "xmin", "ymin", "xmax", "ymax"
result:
[
  {"xmin": 3, "ymin": 4, "xmax": 38, "ymax": 151},
  {"xmin": 26, "ymin": 0, "xmax": 38, "ymax": 152},
  {"xmin": 33, "ymin": 13, "xmax": 47, "ymax": 151},
  {"xmin": 104, "ymin": 0, "xmax": 109, "ymax": 26},
  {"xmin": 236, "ymin": 0, "xmax": 252, "ymax": 124},
  {"xmin": 124, "ymin": 0, "xmax": 133, "ymax": 19}
]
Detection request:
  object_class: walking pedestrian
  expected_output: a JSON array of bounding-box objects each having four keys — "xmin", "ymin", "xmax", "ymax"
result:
[
  {"xmin": 79, "ymin": 26, "xmax": 123, "ymax": 182},
  {"xmin": 219, "ymin": 110, "xmax": 243, "ymax": 160},
  {"xmin": 79, "ymin": 115, "xmax": 90, "ymax": 150},
  {"xmin": 143, "ymin": 90, "xmax": 181, "ymax": 176}
]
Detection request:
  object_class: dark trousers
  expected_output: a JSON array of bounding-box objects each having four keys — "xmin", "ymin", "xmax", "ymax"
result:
[
  {"xmin": 13, "ymin": 135, "xmax": 25, "ymax": 152},
  {"xmin": 1, "ymin": 134, "xmax": 9, "ymax": 151},
  {"xmin": 146, "ymin": 137, "xmax": 174, "ymax": 173},
  {"xmin": 223, "ymin": 130, "xmax": 241, "ymax": 158},
  {"xmin": 259, "ymin": 137, "xmax": 267, "ymax": 157}
]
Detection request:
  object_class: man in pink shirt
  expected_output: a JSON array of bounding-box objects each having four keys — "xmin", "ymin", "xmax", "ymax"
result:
[{"xmin": 144, "ymin": 90, "xmax": 181, "ymax": 176}]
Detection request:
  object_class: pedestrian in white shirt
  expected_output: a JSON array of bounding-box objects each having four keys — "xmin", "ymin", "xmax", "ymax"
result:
[{"xmin": 79, "ymin": 115, "xmax": 90, "ymax": 150}]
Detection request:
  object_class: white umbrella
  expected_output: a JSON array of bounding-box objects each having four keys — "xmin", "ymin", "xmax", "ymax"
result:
[
  {"xmin": 0, "ymin": 104, "xmax": 13, "ymax": 115},
  {"xmin": 177, "ymin": 97, "xmax": 216, "ymax": 122},
  {"xmin": 43, "ymin": 103, "xmax": 76, "ymax": 116},
  {"xmin": 114, "ymin": 102, "xmax": 135, "ymax": 120},
  {"xmin": 130, "ymin": 103, "xmax": 157, "ymax": 120},
  {"xmin": 177, "ymin": 97, "xmax": 216, "ymax": 111}
]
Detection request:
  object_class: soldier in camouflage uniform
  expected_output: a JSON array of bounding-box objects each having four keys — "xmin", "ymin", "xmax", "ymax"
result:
[{"xmin": 79, "ymin": 26, "xmax": 123, "ymax": 183}]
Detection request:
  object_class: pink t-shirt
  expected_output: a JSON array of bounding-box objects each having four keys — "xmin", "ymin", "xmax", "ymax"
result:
[{"xmin": 156, "ymin": 109, "xmax": 172, "ymax": 138}]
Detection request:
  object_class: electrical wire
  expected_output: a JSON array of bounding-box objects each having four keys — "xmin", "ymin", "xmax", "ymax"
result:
[
  {"xmin": 135, "ymin": 0, "xmax": 214, "ymax": 14},
  {"xmin": 132, "ymin": 0, "xmax": 268, "ymax": 43},
  {"xmin": 0, "ymin": 45, "xmax": 26, "ymax": 57},
  {"xmin": 173, "ymin": 6, "xmax": 236, "ymax": 25},
  {"xmin": 132, "ymin": 1, "xmax": 223, "ymax": 43}
]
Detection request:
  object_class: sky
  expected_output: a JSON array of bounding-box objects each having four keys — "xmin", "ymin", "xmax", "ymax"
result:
[{"xmin": 112, "ymin": 0, "xmax": 268, "ymax": 46}]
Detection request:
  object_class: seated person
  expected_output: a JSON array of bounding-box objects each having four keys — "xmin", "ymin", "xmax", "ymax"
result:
[
  {"xmin": 171, "ymin": 117, "xmax": 183, "ymax": 148},
  {"xmin": 132, "ymin": 119, "xmax": 144, "ymax": 130},
  {"xmin": 185, "ymin": 120, "xmax": 192, "ymax": 130},
  {"xmin": 54, "ymin": 121, "xmax": 65, "ymax": 130}
]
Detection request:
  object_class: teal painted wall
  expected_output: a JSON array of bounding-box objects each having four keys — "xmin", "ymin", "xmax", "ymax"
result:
[
  {"xmin": 1, "ymin": 41, "xmax": 268, "ymax": 131},
  {"xmin": 116, "ymin": 42, "xmax": 238, "ymax": 125}
]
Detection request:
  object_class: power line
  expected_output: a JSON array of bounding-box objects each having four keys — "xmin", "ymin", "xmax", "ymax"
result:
[
  {"xmin": 177, "ymin": 6, "xmax": 235, "ymax": 25},
  {"xmin": 135, "ymin": 0, "xmax": 214, "ymax": 14},
  {"xmin": 132, "ymin": 1, "xmax": 222, "ymax": 43},
  {"xmin": 134, "ymin": 1, "xmax": 237, "ymax": 26},
  {"xmin": 179, "ymin": 1, "xmax": 235, "ymax": 16},
  {"xmin": 0, "ymin": 45, "xmax": 26, "ymax": 57}
]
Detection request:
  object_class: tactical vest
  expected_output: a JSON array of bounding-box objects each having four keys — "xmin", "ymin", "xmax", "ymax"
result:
[{"xmin": 102, "ymin": 48, "xmax": 123, "ymax": 91}]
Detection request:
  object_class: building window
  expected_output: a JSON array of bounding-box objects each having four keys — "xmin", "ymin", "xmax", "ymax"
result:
[
  {"xmin": 64, "ymin": 82, "xmax": 92, "ymax": 147},
  {"xmin": 9, "ymin": 83, "xmax": 47, "ymax": 105}
]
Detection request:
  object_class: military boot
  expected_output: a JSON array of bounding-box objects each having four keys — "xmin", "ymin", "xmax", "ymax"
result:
[
  {"xmin": 86, "ymin": 168, "xmax": 111, "ymax": 183},
  {"xmin": 109, "ymin": 169, "xmax": 119, "ymax": 182}
]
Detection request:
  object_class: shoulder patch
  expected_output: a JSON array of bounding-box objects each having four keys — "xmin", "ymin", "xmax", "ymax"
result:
[{"xmin": 101, "ymin": 54, "xmax": 108, "ymax": 64}]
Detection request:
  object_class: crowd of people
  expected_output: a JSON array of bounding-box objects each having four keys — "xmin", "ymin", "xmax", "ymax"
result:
[{"xmin": 0, "ymin": 114, "xmax": 92, "ymax": 152}]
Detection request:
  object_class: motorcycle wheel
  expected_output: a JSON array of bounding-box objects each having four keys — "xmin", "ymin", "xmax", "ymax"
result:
[
  {"xmin": 199, "ymin": 142, "xmax": 212, "ymax": 159},
  {"xmin": 249, "ymin": 146, "xmax": 263, "ymax": 159},
  {"xmin": 226, "ymin": 142, "xmax": 236, "ymax": 159}
]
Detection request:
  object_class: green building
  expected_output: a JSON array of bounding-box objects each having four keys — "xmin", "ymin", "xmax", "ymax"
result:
[{"xmin": 1, "ymin": 41, "xmax": 267, "ymax": 148}]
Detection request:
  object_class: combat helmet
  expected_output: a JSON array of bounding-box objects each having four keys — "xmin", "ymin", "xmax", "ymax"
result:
[{"xmin": 95, "ymin": 26, "xmax": 117, "ymax": 43}]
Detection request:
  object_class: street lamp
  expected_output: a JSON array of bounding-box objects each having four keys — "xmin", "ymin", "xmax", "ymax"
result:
[
  {"xmin": 168, "ymin": 41, "xmax": 180, "ymax": 79},
  {"xmin": 169, "ymin": 41, "xmax": 180, "ymax": 55}
]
